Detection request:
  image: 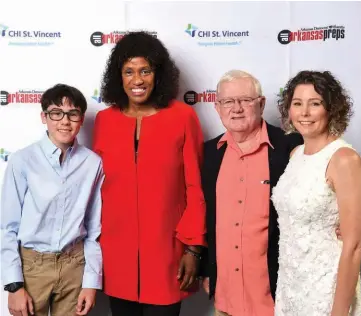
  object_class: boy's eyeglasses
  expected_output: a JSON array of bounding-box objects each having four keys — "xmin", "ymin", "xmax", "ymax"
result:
[{"xmin": 44, "ymin": 109, "xmax": 83, "ymax": 122}]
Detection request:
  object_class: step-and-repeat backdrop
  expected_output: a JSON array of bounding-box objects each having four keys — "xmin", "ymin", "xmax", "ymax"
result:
[{"xmin": 1, "ymin": 1, "xmax": 360, "ymax": 315}]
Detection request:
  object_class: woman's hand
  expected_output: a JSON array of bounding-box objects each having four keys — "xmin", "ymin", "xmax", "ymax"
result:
[{"xmin": 177, "ymin": 246, "xmax": 201, "ymax": 291}]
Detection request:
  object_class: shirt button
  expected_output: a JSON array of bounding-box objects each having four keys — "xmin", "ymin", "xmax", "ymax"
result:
[
  {"xmin": 235, "ymin": 245, "xmax": 239, "ymax": 249},
  {"xmin": 235, "ymin": 223, "xmax": 239, "ymax": 226},
  {"xmin": 235, "ymin": 268, "xmax": 239, "ymax": 272},
  {"xmin": 240, "ymin": 177, "xmax": 244, "ymax": 182},
  {"xmin": 238, "ymin": 200, "xmax": 243, "ymax": 204}
]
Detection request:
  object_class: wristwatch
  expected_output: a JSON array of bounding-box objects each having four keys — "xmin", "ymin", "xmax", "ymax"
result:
[{"xmin": 4, "ymin": 282, "xmax": 24, "ymax": 293}]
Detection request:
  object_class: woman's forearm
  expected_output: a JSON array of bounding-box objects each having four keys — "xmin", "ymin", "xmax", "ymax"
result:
[{"xmin": 331, "ymin": 246, "xmax": 361, "ymax": 316}]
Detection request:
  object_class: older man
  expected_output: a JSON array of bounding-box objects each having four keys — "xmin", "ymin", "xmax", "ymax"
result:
[{"xmin": 201, "ymin": 70, "xmax": 303, "ymax": 316}]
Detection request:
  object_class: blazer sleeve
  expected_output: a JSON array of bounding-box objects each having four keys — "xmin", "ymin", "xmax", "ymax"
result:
[{"xmin": 175, "ymin": 108, "xmax": 207, "ymax": 246}]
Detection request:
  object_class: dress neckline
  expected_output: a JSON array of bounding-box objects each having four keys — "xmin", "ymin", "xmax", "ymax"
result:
[
  {"xmin": 302, "ymin": 138, "xmax": 342, "ymax": 158},
  {"xmin": 121, "ymin": 109, "xmax": 162, "ymax": 120}
]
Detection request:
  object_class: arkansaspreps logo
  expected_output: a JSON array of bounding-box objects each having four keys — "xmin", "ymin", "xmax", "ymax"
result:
[
  {"xmin": 0, "ymin": 148, "xmax": 11, "ymax": 162},
  {"xmin": 90, "ymin": 31, "xmax": 157, "ymax": 46},
  {"xmin": 278, "ymin": 24, "xmax": 345, "ymax": 45},
  {"xmin": 0, "ymin": 90, "xmax": 43, "ymax": 106},
  {"xmin": 185, "ymin": 23, "xmax": 249, "ymax": 47},
  {"xmin": 184, "ymin": 90, "xmax": 216, "ymax": 106},
  {"xmin": 91, "ymin": 89, "xmax": 103, "ymax": 103},
  {"xmin": 0, "ymin": 23, "xmax": 61, "ymax": 46}
]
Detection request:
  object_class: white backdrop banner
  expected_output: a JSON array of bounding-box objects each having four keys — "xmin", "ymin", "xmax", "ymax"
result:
[{"xmin": 1, "ymin": 1, "xmax": 360, "ymax": 315}]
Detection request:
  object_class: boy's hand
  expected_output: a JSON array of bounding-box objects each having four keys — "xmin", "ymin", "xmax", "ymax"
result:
[
  {"xmin": 76, "ymin": 288, "xmax": 96, "ymax": 315},
  {"xmin": 8, "ymin": 288, "xmax": 34, "ymax": 316}
]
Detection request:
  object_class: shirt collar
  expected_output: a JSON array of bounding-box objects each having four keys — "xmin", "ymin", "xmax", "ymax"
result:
[
  {"xmin": 68, "ymin": 138, "xmax": 79, "ymax": 157},
  {"xmin": 217, "ymin": 119, "xmax": 274, "ymax": 150},
  {"xmin": 40, "ymin": 132, "xmax": 79, "ymax": 157},
  {"xmin": 217, "ymin": 131, "xmax": 232, "ymax": 150},
  {"xmin": 260, "ymin": 120, "xmax": 274, "ymax": 149}
]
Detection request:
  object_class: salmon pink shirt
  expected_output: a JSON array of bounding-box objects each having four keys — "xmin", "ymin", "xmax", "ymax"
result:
[{"xmin": 215, "ymin": 120, "xmax": 275, "ymax": 316}]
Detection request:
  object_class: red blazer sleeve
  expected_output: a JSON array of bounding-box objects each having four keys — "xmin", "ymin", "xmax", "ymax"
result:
[{"xmin": 176, "ymin": 108, "xmax": 207, "ymax": 246}]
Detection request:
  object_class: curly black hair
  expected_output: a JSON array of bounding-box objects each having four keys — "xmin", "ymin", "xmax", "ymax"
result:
[
  {"xmin": 101, "ymin": 31, "xmax": 180, "ymax": 109},
  {"xmin": 41, "ymin": 83, "xmax": 87, "ymax": 113},
  {"xmin": 278, "ymin": 70, "xmax": 353, "ymax": 136}
]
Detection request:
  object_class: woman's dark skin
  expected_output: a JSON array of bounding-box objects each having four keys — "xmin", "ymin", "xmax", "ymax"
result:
[{"xmin": 121, "ymin": 56, "xmax": 202, "ymax": 291}]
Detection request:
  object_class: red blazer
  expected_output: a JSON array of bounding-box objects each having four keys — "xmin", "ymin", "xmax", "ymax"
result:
[{"xmin": 93, "ymin": 100, "xmax": 206, "ymax": 305}]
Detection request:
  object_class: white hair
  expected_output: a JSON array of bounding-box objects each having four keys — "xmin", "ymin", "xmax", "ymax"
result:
[{"xmin": 216, "ymin": 70, "xmax": 263, "ymax": 96}]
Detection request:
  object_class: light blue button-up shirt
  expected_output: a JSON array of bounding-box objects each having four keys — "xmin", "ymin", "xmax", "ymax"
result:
[{"xmin": 1, "ymin": 133, "xmax": 104, "ymax": 289}]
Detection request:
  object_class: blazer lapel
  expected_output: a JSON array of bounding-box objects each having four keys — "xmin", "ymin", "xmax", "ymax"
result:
[
  {"xmin": 213, "ymin": 142, "xmax": 227, "ymax": 176},
  {"xmin": 266, "ymin": 123, "xmax": 281, "ymax": 238}
]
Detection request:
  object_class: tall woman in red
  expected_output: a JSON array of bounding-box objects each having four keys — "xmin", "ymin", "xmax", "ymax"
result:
[{"xmin": 93, "ymin": 31, "xmax": 206, "ymax": 316}]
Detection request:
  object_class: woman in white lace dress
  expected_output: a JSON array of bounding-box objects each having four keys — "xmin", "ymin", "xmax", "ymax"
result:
[{"xmin": 272, "ymin": 70, "xmax": 361, "ymax": 316}]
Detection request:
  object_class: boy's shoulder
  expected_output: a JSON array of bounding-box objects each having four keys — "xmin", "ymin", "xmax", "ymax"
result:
[
  {"xmin": 8, "ymin": 141, "xmax": 40, "ymax": 166},
  {"xmin": 76, "ymin": 144, "xmax": 102, "ymax": 164}
]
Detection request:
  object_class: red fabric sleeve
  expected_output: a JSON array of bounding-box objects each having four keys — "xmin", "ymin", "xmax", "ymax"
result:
[{"xmin": 176, "ymin": 108, "xmax": 207, "ymax": 246}]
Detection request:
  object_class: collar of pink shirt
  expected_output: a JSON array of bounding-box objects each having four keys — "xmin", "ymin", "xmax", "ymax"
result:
[{"xmin": 217, "ymin": 119, "xmax": 274, "ymax": 152}]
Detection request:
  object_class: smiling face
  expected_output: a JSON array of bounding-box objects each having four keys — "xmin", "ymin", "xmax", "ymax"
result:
[
  {"xmin": 215, "ymin": 77, "xmax": 265, "ymax": 134},
  {"xmin": 41, "ymin": 97, "xmax": 83, "ymax": 151},
  {"xmin": 289, "ymin": 84, "xmax": 329, "ymax": 139},
  {"xmin": 121, "ymin": 57, "xmax": 155, "ymax": 107}
]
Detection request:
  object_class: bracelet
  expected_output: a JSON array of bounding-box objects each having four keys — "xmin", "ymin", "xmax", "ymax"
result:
[{"xmin": 185, "ymin": 247, "xmax": 202, "ymax": 260}]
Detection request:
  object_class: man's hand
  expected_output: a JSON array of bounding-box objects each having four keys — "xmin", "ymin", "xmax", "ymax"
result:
[
  {"xmin": 76, "ymin": 288, "xmax": 96, "ymax": 315},
  {"xmin": 177, "ymin": 250, "xmax": 200, "ymax": 291},
  {"xmin": 202, "ymin": 277, "xmax": 210, "ymax": 295},
  {"xmin": 8, "ymin": 288, "xmax": 34, "ymax": 316}
]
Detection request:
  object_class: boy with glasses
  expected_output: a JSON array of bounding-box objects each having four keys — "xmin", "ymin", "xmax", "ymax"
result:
[{"xmin": 1, "ymin": 84, "xmax": 104, "ymax": 316}]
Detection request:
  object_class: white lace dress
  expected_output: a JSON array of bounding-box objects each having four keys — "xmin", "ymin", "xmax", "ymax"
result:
[{"xmin": 271, "ymin": 138, "xmax": 361, "ymax": 316}]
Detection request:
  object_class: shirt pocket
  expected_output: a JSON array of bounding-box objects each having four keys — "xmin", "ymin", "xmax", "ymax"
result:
[{"xmin": 256, "ymin": 179, "xmax": 271, "ymax": 218}]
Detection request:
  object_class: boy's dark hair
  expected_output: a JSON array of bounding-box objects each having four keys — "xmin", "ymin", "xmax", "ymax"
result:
[
  {"xmin": 101, "ymin": 31, "xmax": 180, "ymax": 109},
  {"xmin": 41, "ymin": 84, "xmax": 87, "ymax": 113}
]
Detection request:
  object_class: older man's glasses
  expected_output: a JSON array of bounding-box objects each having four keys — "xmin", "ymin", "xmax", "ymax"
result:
[
  {"xmin": 218, "ymin": 96, "xmax": 260, "ymax": 108},
  {"xmin": 44, "ymin": 109, "xmax": 83, "ymax": 122}
]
